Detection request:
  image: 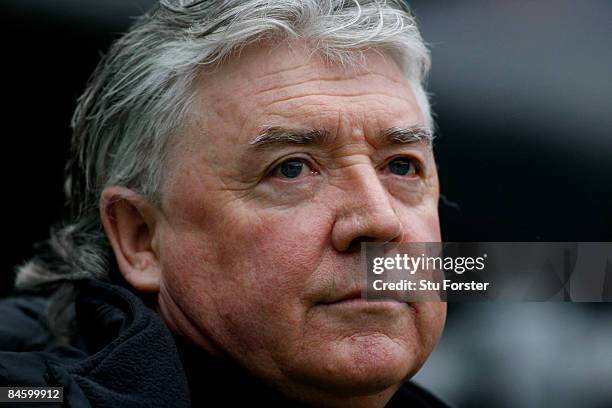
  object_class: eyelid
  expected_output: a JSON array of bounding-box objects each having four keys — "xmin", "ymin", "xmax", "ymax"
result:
[
  {"xmin": 381, "ymin": 155, "xmax": 424, "ymax": 177},
  {"xmin": 266, "ymin": 155, "xmax": 319, "ymax": 179}
]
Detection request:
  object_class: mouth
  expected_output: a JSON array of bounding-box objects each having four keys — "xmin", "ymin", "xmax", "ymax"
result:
[
  {"xmin": 320, "ymin": 288, "xmax": 408, "ymax": 307},
  {"xmin": 319, "ymin": 288, "xmax": 362, "ymax": 305}
]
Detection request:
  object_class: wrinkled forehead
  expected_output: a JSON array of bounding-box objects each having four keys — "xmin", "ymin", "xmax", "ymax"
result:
[{"xmin": 186, "ymin": 40, "xmax": 425, "ymax": 142}]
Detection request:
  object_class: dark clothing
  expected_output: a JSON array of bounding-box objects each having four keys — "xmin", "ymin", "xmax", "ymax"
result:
[{"xmin": 0, "ymin": 280, "xmax": 448, "ymax": 407}]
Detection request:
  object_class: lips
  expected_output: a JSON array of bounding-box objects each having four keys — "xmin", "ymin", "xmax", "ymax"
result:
[
  {"xmin": 321, "ymin": 288, "xmax": 364, "ymax": 305},
  {"xmin": 320, "ymin": 287, "xmax": 408, "ymax": 305},
  {"xmin": 332, "ymin": 290, "xmax": 417, "ymax": 308}
]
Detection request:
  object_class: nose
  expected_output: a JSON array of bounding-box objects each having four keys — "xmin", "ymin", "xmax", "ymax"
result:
[{"xmin": 331, "ymin": 167, "xmax": 403, "ymax": 252}]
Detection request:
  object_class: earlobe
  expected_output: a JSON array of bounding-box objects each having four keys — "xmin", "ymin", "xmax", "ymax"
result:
[{"xmin": 99, "ymin": 186, "xmax": 163, "ymax": 293}]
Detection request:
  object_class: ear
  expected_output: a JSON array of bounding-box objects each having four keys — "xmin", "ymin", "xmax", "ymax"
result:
[{"xmin": 100, "ymin": 186, "xmax": 163, "ymax": 293}]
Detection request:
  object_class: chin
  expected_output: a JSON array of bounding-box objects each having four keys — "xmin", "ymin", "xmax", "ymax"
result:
[{"xmin": 290, "ymin": 333, "xmax": 421, "ymax": 397}]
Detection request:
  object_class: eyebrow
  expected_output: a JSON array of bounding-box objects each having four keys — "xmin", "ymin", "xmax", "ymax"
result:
[
  {"xmin": 249, "ymin": 125, "xmax": 433, "ymax": 150},
  {"xmin": 381, "ymin": 126, "xmax": 434, "ymax": 146},
  {"xmin": 250, "ymin": 127, "xmax": 331, "ymax": 149}
]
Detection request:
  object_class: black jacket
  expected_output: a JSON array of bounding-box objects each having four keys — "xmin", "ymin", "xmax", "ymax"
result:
[{"xmin": 0, "ymin": 279, "xmax": 449, "ymax": 407}]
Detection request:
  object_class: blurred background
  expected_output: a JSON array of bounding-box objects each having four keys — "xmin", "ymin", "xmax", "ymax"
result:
[{"xmin": 1, "ymin": 0, "xmax": 611, "ymax": 406}]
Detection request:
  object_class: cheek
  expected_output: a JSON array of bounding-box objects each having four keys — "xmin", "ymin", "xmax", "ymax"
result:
[
  {"xmin": 414, "ymin": 302, "xmax": 446, "ymax": 359},
  {"xmin": 397, "ymin": 202, "xmax": 441, "ymax": 242},
  {"xmin": 158, "ymin": 204, "xmax": 335, "ymax": 347},
  {"xmin": 418, "ymin": 302, "xmax": 446, "ymax": 333},
  {"xmin": 214, "ymin": 206, "xmax": 333, "ymax": 301}
]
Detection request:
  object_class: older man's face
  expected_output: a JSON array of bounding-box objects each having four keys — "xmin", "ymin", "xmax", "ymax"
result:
[{"xmin": 156, "ymin": 41, "xmax": 445, "ymax": 402}]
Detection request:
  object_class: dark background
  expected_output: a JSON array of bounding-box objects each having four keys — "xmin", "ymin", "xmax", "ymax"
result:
[{"xmin": 1, "ymin": 1, "xmax": 611, "ymax": 407}]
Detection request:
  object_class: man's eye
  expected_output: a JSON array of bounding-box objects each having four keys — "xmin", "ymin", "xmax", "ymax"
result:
[
  {"xmin": 387, "ymin": 157, "xmax": 418, "ymax": 176},
  {"xmin": 272, "ymin": 159, "xmax": 310, "ymax": 179}
]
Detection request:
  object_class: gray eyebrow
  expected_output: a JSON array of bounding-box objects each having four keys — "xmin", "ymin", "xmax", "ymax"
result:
[
  {"xmin": 250, "ymin": 127, "xmax": 331, "ymax": 149},
  {"xmin": 381, "ymin": 126, "xmax": 434, "ymax": 146},
  {"xmin": 249, "ymin": 125, "xmax": 433, "ymax": 150}
]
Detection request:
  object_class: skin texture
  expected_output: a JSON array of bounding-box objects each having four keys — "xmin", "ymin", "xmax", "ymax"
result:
[{"xmin": 101, "ymin": 40, "xmax": 446, "ymax": 408}]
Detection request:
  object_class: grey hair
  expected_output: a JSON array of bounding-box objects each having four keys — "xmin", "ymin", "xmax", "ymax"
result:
[{"xmin": 14, "ymin": 0, "xmax": 433, "ymax": 340}]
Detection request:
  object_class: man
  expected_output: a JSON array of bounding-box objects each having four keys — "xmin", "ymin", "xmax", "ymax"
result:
[{"xmin": 1, "ymin": 1, "xmax": 447, "ymax": 406}]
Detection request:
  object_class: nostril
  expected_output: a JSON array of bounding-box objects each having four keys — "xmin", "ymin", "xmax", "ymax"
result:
[
  {"xmin": 345, "ymin": 235, "xmax": 388, "ymax": 253},
  {"xmin": 345, "ymin": 238, "xmax": 366, "ymax": 254}
]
